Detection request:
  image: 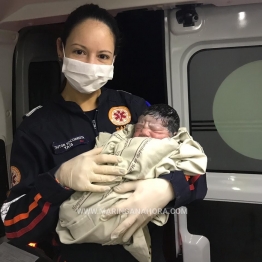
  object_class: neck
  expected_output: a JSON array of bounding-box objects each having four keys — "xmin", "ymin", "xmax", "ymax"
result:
[{"xmin": 61, "ymin": 82, "xmax": 101, "ymax": 111}]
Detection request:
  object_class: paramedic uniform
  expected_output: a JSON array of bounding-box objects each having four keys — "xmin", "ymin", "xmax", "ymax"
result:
[{"xmin": 1, "ymin": 87, "xmax": 208, "ymax": 262}]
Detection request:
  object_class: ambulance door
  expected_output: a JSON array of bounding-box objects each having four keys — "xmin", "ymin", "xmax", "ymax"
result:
[
  {"xmin": 0, "ymin": 30, "xmax": 17, "ymax": 238},
  {"xmin": 166, "ymin": 3, "xmax": 262, "ymax": 262}
]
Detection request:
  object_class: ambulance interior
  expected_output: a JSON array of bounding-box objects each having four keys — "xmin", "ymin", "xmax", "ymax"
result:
[{"xmin": 0, "ymin": 0, "xmax": 262, "ymax": 261}]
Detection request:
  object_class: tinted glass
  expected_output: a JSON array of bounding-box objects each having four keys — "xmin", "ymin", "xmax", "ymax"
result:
[{"xmin": 188, "ymin": 47, "xmax": 262, "ymax": 173}]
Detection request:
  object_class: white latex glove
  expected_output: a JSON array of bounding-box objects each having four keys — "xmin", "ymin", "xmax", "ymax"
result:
[
  {"xmin": 101, "ymin": 178, "xmax": 175, "ymax": 242},
  {"xmin": 55, "ymin": 147, "xmax": 126, "ymax": 192}
]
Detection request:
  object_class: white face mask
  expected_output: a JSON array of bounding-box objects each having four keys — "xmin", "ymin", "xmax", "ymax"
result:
[{"xmin": 62, "ymin": 48, "xmax": 114, "ymax": 94}]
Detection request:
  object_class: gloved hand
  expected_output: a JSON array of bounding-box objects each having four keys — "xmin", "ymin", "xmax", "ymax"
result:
[
  {"xmin": 101, "ymin": 178, "xmax": 175, "ymax": 243},
  {"xmin": 55, "ymin": 147, "xmax": 126, "ymax": 192}
]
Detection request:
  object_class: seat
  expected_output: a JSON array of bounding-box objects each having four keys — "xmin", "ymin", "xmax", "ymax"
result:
[
  {"xmin": 13, "ymin": 24, "xmax": 63, "ymax": 129},
  {"xmin": 177, "ymin": 206, "xmax": 210, "ymax": 262}
]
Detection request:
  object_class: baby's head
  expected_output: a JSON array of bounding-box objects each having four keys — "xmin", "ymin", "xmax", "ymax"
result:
[{"xmin": 133, "ymin": 104, "xmax": 180, "ymax": 139}]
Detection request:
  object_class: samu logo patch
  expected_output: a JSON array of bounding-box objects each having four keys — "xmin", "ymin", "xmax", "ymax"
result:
[
  {"xmin": 108, "ymin": 106, "xmax": 131, "ymax": 126},
  {"xmin": 11, "ymin": 166, "xmax": 21, "ymax": 187},
  {"xmin": 52, "ymin": 136, "xmax": 88, "ymax": 154}
]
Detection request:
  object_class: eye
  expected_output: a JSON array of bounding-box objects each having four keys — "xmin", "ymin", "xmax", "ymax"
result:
[
  {"xmin": 73, "ymin": 49, "xmax": 85, "ymax": 55},
  {"xmin": 98, "ymin": 54, "xmax": 110, "ymax": 60},
  {"xmin": 148, "ymin": 124, "xmax": 163, "ymax": 131}
]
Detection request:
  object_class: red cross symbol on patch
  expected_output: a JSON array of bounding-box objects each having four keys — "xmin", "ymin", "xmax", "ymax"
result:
[{"xmin": 108, "ymin": 106, "xmax": 131, "ymax": 126}]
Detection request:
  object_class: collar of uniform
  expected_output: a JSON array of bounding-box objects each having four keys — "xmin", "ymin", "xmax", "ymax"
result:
[
  {"xmin": 97, "ymin": 87, "xmax": 110, "ymax": 106},
  {"xmin": 53, "ymin": 94, "xmax": 83, "ymax": 114},
  {"xmin": 53, "ymin": 87, "xmax": 110, "ymax": 113}
]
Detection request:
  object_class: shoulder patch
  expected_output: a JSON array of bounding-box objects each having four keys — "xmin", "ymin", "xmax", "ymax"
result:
[
  {"xmin": 108, "ymin": 106, "xmax": 131, "ymax": 126},
  {"xmin": 25, "ymin": 105, "xmax": 43, "ymax": 117},
  {"xmin": 11, "ymin": 166, "xmax": 21, "ymax": 187}
]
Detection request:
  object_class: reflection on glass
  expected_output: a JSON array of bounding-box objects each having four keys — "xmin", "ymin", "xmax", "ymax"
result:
[
  {"xmin": 213, "ymin": 60, "xmax": 262, "ymax": 160},
  {"xmin": 232, "ymin": 187, "xmax": 241, "ymax": 191},
  {"xmin": 238, "ymin": 12, "xmax": 247, "ymax": 27},
  {"xmin": 238, "ymin": 12, "xmax": 246, "ymax": 21}
]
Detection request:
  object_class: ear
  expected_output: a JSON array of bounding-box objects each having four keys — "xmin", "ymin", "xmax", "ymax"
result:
[{"xmin": 56, "ymin": 38, "xmax": 64, "ymax": 59}]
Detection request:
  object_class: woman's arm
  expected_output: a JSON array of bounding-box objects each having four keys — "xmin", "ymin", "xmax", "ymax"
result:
[
  {"xmin": 101, "ymin": 171, "xmax": 207, "ymax": 242},
  {"xmin": 1, "ymin": 129, "xmax": 74, "ymax": 245},
  {"xmin": 2, "ymin": 128, "xmax": 126, "ymax": 245},
  {"xmin": 161, "ymin": 171, "xmax": 208, "ymax": 208}
]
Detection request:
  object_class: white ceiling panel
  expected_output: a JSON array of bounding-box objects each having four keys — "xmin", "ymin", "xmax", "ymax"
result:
[{"xmin": 0, "ymin": 0, "xmax": 262, "ymax": 30}]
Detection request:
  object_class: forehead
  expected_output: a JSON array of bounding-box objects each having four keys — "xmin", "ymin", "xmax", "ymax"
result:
[
  {"xmin": 67, "ymin": 19, "xmax": 114, "ymax": 47},
  {"xmin": 137, "ymin": 115, "xmax": 163, "ymax": 125}
]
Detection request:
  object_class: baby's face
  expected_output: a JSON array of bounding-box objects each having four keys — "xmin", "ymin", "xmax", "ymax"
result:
[{"xmin": 133, "ymin": 115, "xmax": 171, "ymax": 139}]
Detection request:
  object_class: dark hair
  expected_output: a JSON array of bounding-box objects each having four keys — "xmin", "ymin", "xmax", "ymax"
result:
[
  {"xmin": 141, "ymin": 104, "xmax": 180, "ymax": 134},
  {"xmin": 61, "ymin": 4, "xmax": 120, "ymax": 55}
]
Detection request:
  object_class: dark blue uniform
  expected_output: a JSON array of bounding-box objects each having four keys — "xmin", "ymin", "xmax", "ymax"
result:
[{"xmin": 2, "ymin": 87, "xmax": 207, "ymax": 261}]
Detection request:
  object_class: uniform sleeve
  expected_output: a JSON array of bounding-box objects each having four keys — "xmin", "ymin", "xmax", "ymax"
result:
[
  {"xmin": 160, "ymin": 171, "xmax": 207, "ymax": 208},
  {"xmin": 187, "ymin": 173, "xmax": 208, "ymax": 204},
  {"xmin": 160, "ymin": 171, "xmax": 191, "ymax": 208},
  {"xmin": 130, "ymin": 95, "xmax": 148, "ymax": 120},
  {"xmin": 118, "ymin": 91, "xmax": 149, "ymax": 120},
  {"xmin": 1, "ymin": 129, "xmax": 74, "ymax": 245}
]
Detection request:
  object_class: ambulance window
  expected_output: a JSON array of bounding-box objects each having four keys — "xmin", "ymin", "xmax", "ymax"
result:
[
  {"xmin": 188, "ymin": 46, "xmax": 262, "ymax": 173},
  {"xmin": 105, "ymin": 9, "xmax": 167, "ymax": 105}
]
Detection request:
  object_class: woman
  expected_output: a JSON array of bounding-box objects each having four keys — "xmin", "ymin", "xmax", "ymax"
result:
[{"xmin": 1, "ymin": 4, "xmax": 207, "ymax": 262}]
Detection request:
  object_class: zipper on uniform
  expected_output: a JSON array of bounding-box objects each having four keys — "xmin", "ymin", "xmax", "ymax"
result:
[
  {"xmin": 92, "ymin": 110, "xmax": 99, "ymax": 136},
  {"xmin": 92, "ymin": 119, "xmax": 97, "ymax": 130},
  {"xmin": 83, "ymin": 109, "xmax": 99, "ymax": 136}
]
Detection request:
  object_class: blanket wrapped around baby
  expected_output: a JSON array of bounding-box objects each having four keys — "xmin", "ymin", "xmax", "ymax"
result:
[{"xmin": 56, "ymin": 125, "xmax": 207, "ymax": 262}]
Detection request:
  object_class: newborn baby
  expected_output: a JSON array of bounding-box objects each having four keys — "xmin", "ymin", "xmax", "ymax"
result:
[{"xmin": 56, "ymin": 104, "xmax": 207, "ymax": 262}]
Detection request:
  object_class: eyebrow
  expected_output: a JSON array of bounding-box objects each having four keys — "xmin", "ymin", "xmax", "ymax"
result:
[
  {"xmin": 71, "ymin": 44, "xmax": 113, "ymax": 54},
  {"xmin": 98, "ymin": 50, "xmax": 113, "ymax": 55},
  {"xmin": 71, "ymin": 43, "xmax": 87, "ymax": 49}
]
